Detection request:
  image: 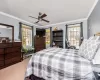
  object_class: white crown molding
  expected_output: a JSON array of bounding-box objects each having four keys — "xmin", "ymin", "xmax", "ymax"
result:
[
  {"xmin": 0, "ymin": 11, "xmax": 39, "ymax": 27},
  {"xmin": 0, "ymin": 11, "xmax": 88, "ymax": 28},
  {"xmin": 0, "ymin": 0, "xmax": 98, "ymax": 28},
  {"xmin": 40, "ymin": 18, "xmax": 87, "ymax": 28},
  {"xmin": 87, "ymin": 0, "xmax": 99, "ymax": 18},
  {"xmin": 40, "ymin": 0, "xmax": 99, "ymax": 28}
]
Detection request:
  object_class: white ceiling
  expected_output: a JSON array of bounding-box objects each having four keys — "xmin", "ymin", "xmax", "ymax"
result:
[{"xmin": 0, "ymin": 0, "xmax": 96, "ymax": 26}]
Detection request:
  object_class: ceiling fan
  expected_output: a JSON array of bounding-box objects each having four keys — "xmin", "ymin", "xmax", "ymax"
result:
[{"xmin": 29, "ymin": 12, "xmax": 50, "ymax": 23}]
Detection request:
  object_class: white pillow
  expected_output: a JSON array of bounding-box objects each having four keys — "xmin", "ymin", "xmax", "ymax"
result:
[
  {"xmin": 79, "ymin": 39, "xmax": 100, "ymax": 60},
  {"xmin": 88, "ymin": 36, "xmax": 100, "ymax": 41},
  {"xmin": 88, "ymin": 36, "xmax": 94, "ymax": 40},
  {"xmin": 92, "ymin": 47, "xmax": 100, "ymax": 64}
]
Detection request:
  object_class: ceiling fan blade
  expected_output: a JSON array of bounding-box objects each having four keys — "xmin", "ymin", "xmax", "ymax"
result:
[
  {"xmin": 37, "ymin": 23, "xmax": 43, "ymax": 26},
  {"xmin": 42, "ymin": 19, "xmax": 50, "ymax": 23},
  {"xmin": 29, "ymin": 16, "xmax": 38, "ymax": 19},
  {"xmin": 40, "ymin": 14, "xmax": 47, "ymax": 18},
  {"xmin": 35, "ymin": 21, "xmax": 39, "ymax": 23}
]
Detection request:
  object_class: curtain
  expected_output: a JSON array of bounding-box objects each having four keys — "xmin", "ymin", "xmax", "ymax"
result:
[
  {"xmin": 80, "ymin": 22, "xmax": 83, "ymax": 45},
  {"xmin": 50, "ymin": 27, "xmax": 52, "ymax": 47}
]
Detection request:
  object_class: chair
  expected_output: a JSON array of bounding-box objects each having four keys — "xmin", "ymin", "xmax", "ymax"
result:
[{"xmin": 66, "ymin": 39, "xmax": 76, "ymax": 49}]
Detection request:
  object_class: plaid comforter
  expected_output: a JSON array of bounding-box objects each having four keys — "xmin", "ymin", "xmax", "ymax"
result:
[{"xmin": 25, "ymin": 47, "xmax": 94, "ymax": 80}]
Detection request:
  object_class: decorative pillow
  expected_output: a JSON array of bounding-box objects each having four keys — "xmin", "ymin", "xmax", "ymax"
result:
[
  {"xmin": 78, "ymin": 39, "xmax": 100, "ymax": 60},
  {"xmin": 92, "ymin": 46, "xmax": 100, "ymax": 64},
  {"xmin": 88, "ymin": 36, "xmax": 100, "ymax": 41}
]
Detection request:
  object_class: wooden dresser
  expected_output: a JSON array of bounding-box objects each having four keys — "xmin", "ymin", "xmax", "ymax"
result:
[
  {"xmin": 34, "ymin": 36, "xmax": 45, "ymax": 52},
  {"xmin": 0, "ymin": 42, "xmax": 22, "ymax": 69}
]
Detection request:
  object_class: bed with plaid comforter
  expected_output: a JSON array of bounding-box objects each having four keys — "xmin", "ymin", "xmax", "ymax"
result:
[{"xmin": 25, "ymin": 47, "xmax": 94, "ymax": 80}]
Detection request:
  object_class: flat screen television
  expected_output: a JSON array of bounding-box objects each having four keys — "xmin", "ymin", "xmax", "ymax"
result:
[{"xmin": 36, "ymin": 28, "xmax": 45, "ymax": 37}]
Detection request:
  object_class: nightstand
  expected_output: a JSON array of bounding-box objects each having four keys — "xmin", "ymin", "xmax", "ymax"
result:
[{"xmin": 93, "ymin": 64, "xmax": 100, "ymax": 80}]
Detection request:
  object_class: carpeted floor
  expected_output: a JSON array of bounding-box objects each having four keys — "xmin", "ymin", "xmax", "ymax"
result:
[{"xmin": 0, "ymin": 58, "xmax": 30, "ymax": 80}]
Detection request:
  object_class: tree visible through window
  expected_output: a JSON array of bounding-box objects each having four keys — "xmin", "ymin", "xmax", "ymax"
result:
[
  {"xmin": 22, "ymin": 25, "xmax": 32, "ymax": 47},
  {"xmin": 67, "ymin": 24, "xmax": 81, "ymax": 49},
  {"xmin": 46, "ymin": 28, "xmax": 50, "ymax": 48}
]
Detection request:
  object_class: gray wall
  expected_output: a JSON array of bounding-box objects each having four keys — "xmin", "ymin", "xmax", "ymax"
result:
[
  {"xmin": 88, "ymin": 0, "xmax": 100, "ymax": 37},
  {"xmin": 0, "ymin": 13, "xmax": 88, "ymax": 49},
  {"xmin": 0, "ymin": 13, "xmax": 37, "ymax": 40}
]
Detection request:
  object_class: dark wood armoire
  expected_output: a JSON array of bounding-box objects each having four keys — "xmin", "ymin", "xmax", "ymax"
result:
[
  {"xmin": 34, "ymin": 36, "xmax": 45, "ymax": 52},
  {"xmin": 34, "ymin": 28, "xmax": 46, "ymax": 52}
]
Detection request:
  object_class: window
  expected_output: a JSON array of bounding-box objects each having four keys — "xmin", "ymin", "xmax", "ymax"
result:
[
  {"xmin": 67, "ymin": 24, "xmax": 82, "ymax": 49},
  {"xmin": 45, "ymin": 28, "xmax": 50, "ymax": 48},
  {"xmin": 21, "ymin": 24, "xmax": 33, "ymax": 47}
]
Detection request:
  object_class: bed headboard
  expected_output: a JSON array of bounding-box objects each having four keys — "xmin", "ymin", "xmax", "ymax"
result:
[{"xmin": 94, "ymin": 32, "xmax": 100, "ymax": 36}]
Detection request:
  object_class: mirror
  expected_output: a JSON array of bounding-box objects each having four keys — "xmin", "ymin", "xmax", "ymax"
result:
[{"xmin": 0, "ymin": 23, "xmax": 14, "ymax": 43}]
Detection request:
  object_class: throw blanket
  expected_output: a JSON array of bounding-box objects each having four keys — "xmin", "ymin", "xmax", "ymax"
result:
[{"xmin": 25, "ymin": 47, "xmax": 94, "ymax": 80}]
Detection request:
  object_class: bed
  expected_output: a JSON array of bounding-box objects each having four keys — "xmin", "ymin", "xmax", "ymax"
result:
[{"xmin": 25, "ymin": 47, "xmax": 95, "ymax": 80}]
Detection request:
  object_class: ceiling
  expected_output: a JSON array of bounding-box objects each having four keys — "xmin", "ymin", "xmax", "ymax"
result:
[{"xmin": 0, "ymin": 0, "xmax": 96, "ymax": 26}]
